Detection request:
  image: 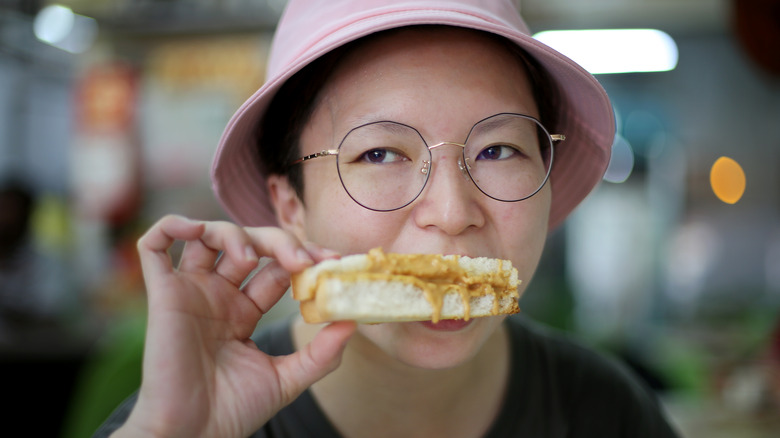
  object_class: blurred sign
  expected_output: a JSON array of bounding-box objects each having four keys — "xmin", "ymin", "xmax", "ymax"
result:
[
  {"xmin": 145, "ymin": 35, "xmax": 266, "ymax": 100},
  {"xmin": 71, "ymin": 62, "xmax": 141, "ymax": 225},
  {"xmin": 76, "ymin": 63, "xmax": 137, "ymax": 133},
  {"xmin": 140, "ymin": 35, "xmax": 268, "ymax": 188}
]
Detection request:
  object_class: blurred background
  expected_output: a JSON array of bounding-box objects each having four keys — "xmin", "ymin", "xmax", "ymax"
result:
[{"xmin": 0, "ymin": 0, "xmax": 778, "ymax": 436}]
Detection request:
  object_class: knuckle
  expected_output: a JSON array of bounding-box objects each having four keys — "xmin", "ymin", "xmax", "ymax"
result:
[
  {"xmin": 270, "ymin": 266, "xmax": 291, "ymax": 291},
  {"xmin": 265, "ymin": 261, "xmax": 291, "ymax": 291},
  {"xmin": 136, "ymin": 228, "xmax": 154, "ymax": 252},
  {"xmin": 159, "ymin": 213, "xmax": 181, "ymax": 225}
]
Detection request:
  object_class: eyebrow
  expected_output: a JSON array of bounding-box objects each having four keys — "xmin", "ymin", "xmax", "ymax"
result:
[
  {"xmin": 350, "ymin": 120, "xmax": 420, "ymax": 137},
  {"xmin": 473, "ymin": 116, "xmax": 515, "ymax": 131},
  {"xmin": 344, "ymin": 113, "xmax": 541, "ymax": 143},
  {"xmin": 473, "ymin": 114, "xmax": 539, "ymax": 132}
]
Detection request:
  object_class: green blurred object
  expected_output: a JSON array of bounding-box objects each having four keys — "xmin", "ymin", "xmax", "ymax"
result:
[{"xmin": 61, "ymin": 313, "xmax": 146, "ymax": 438}]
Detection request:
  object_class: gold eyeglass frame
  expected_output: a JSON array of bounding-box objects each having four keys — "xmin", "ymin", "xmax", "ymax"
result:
[{"xmin": 290, "ymin": 113, "xmax": 566, "ymax": 211}]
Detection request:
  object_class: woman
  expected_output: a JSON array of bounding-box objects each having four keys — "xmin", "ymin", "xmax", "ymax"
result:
[{"xmin": 99, "ymin": 0, "xmax": 679, "ymax": 436}]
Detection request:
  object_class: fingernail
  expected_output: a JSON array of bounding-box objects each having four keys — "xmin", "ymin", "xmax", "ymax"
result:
[
  {"xmin": 297, "ymin": 248, "xmax": 314, "ymax": 265},
  {"xmin": 181, "ymin": 216, "xmax": 201, "ymax": 225},
  {"xmin": 320, "ymin": 247, "xmax": 341, "ymax": 259},
  {"xmin": 304, "ymin": 242, "xmax": 341, "ymax": 260},
  {"xmin": 245, "ymin": 246, "xmax": 259, "ymax": 262}
]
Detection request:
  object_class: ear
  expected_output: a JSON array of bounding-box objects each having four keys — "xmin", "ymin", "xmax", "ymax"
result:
[{"xmin": 267, "ymin": 174, "xmax": 307, "ymax": 241}]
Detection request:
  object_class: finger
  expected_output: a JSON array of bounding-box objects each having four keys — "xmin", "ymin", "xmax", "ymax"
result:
[
  {"xmin": 137, "ymin": 215, "xmax": 205, "ymax": 279},
  {"xmin": 238, "ymin": 241, "xmax": 340, "ymax": 315},
  {"xmin": 273, "ymin": 321, "xmax": 356, "ymax": 404},
  {"xmin": 239, "ymin": 240, "xmax": 339, "ymax": 317},
  {"xmin": 245, "ymin": 227, "xmax": 315, "ymax": 273},
  {"xmin": 180, "ymin": 221, "xmax": 261, "ymax": 286},
  {"xmin": 241, "ymin": 259, "xmax": 292, "ymax": 315},
  {"xmin": 177, "ymin": 238, "xmax": 220, "ymax": 272},
  {"xmin": 303, "ymin": 241, "xmax": 341, "ymax": 264}
]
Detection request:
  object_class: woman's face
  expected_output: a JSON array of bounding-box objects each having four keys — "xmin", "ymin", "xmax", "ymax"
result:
[{"xmin": 273, "ymin": 27, "xmax": 551, "ymax": 369}]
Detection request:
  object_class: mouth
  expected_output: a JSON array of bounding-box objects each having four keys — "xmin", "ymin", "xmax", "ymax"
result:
[{"xmin": 419, "ymin": 319, "xmax": 474, "ymax": 332}]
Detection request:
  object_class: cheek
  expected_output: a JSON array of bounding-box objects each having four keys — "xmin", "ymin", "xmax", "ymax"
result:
[
  {"xmin": 301, "ymin": 167, "xmax": 407, "ymax": 252},
  {"xmin": 497, "ymin": 186, "xmax": 551, "ymax": 274},
  {"xmin": 497, "ymin": 186, "xmax": 550, "ymax": 238}
]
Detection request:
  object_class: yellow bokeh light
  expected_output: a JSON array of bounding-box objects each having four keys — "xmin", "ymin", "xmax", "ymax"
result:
[{"xmin": 710, "ymin": 156, "xmax": 746, "ymax": 204}]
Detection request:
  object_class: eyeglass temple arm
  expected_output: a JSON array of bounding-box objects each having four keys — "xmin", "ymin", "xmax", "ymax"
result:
[
  {"xmin": 551, "ymin": 134, "xmax": 565, "ymax": 142},
  {"xmin": 291, "ymin": 149, "xmax": 339, "ymax": 165}
]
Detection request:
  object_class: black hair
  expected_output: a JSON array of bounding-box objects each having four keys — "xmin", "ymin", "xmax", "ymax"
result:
[{"xmin": 255, "ymin": 43, "xmax": 352, "ymax": 200}]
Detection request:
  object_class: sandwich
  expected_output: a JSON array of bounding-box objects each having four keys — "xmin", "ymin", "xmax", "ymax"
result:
[{"xmin": 291, "ymin": 247, "xmax": 521, "ymax": 324}]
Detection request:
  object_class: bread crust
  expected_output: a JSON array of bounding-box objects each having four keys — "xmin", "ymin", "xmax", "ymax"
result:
[{"xmin": 291, "ymin": 249, "xmax": 521, "ymax": 323}]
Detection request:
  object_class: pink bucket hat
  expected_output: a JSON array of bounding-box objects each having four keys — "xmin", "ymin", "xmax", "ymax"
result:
[{"xmin": 211, "ymin": 0, "xmax": 614, "ymax": 231}]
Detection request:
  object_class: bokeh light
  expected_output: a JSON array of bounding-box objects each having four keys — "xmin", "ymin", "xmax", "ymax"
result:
[
  {"xmin": 710, "ymin": 156, "xmax": 746, "ymax": 204},
  {"xmin": 33, "ymin": 5, "xmax": 75, "ymax": 46},
  {"xmin": 603, "ymin": 134, "xmax": 635, "ymax": 183},
  {"xmin": 33, "ymin": 4, "xmax": 98, "ymax": 54}
]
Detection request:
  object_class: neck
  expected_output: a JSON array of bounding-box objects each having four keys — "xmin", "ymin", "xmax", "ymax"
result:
[{"xmin": 293, "ymin": 318, "xmax": 510, "ymax": 438}]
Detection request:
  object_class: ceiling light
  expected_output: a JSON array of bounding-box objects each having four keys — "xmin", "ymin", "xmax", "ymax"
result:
[
  {"xmin": 33, "ymin": 4, "xmax": 98, "ymax": 54},
  {"xmin": 534, "ymin": 29, "xmax": 678, "ymax": 74}
]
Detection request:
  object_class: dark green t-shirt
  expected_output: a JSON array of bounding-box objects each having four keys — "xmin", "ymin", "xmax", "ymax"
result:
[{"xmin": 95, "ymin": 315, "xmax": 680, "ymax": 437}]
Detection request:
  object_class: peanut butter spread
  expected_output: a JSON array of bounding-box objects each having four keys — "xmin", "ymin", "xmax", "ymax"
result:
[{"xmin": 321, "ymin": 248, "xmax": 518, "ymax": 323}]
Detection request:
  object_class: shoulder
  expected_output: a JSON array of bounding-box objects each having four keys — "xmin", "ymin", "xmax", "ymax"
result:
[
  {"xmin": 503, "ymin": 315, "xmax": 680, "ymax": 437},
  {"xmin": 506, "ymin": 315, "xmax": 644, "ymax": 388}
]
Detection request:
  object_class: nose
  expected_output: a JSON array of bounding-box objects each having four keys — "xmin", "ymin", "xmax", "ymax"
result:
[{"xmin": 411, "ymin": 144, "xmax": 485, "ymax": 235}]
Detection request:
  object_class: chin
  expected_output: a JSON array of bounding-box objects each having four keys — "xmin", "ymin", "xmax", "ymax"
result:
[{"xmin": 358, "ymin": 316, "xmax": 505, "ymax": 370}]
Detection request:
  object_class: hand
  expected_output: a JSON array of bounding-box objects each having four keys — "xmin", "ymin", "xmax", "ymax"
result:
[{"xmin": 115, "ymin": 215, "xmax": 355, "ymax": 438}]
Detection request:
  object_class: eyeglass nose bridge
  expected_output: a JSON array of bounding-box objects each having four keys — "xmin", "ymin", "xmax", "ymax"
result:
[{"xmin": 422, "ymin": 141, "xmax": 471, "ymax": 180}]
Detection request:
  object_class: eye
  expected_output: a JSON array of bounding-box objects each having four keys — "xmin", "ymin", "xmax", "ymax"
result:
[
  {"xmin": 359, "ymin": 148, "xmax": 408, "ymax": 164},
  {"xmin": 475, "ymin": 145, "xmax": 519, "ymax": 161}
]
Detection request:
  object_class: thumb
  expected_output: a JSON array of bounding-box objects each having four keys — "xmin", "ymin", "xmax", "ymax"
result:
[{"xmin": 274, "ymin": 321, "xmax": 356, "ymax": 403}]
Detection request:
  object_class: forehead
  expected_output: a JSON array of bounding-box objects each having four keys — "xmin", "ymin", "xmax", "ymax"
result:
[{"xmin": 315, "ymin": 26, "xmax": 539, "ymax": 126}]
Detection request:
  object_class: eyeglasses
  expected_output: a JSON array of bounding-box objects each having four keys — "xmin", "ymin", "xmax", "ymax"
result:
[{"xmin": 291, "ymin": 113, "xmax": 565, "ymax": 212}]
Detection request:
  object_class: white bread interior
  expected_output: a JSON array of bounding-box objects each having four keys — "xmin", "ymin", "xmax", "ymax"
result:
[{"xmin": 291, "ymin": 252, "xmax": 520, "ymax": 324}]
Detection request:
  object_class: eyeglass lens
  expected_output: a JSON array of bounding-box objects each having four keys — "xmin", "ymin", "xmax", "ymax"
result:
[{"xmin": 336, "ymin": 114, "xmax": 553, "ymax": 211}]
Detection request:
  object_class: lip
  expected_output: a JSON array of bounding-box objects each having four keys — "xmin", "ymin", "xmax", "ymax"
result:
[{"xmin": 419, "ymin": 319, "xmax": 474, "ymax": 331}]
